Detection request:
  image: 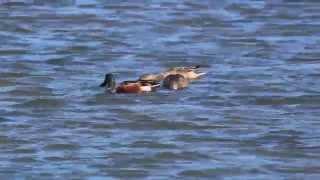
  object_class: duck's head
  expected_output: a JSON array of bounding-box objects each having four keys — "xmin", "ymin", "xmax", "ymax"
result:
[
  {"xmin": 163, "ymin": 74, "xmax": 189, "ymax": 90},
  {"xmin": 100, "ymin": 73, "xmax": 116, "ymax": 90}
]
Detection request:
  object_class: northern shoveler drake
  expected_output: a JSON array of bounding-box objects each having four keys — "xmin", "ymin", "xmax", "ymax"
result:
[
  {"xmin": 139, "ymin": 65, "xmax": 206, "ymax": 81},
  {"xmin": 163, "ymin": 74, "xmax": 189, "ymax": 90},
  {"xmin": 100, "ymin": 73, "xmax": 160, "ymax": 93}
]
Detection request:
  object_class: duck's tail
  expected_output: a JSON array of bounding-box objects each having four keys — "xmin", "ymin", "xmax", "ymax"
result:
[
  {"xmin": 184, "ymin": 65, "xmax": 201, "ymax": 70},
  {"xmin": 149, "ymin": 81, "xmax": 161, "ymax": 88},
  {"xmin": 193, "ymin": 65, "xmax": 201, "ymax": 69},
  {"xmin": 151, "ymin": 83, "xmax": 161, "ymax": 88},
  {"xmin": 196, "ymin": 72, "xmax": 207, "ymax": 78}
]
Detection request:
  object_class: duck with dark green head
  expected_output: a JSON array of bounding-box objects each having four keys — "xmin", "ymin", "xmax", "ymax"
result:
[
  {"xmin": 100, "ymin": 73, "xmax": 160, "ymax": 93},
  {"xmin": 100, "ymin": 73, "xmax": 116, "ymax": 92}
]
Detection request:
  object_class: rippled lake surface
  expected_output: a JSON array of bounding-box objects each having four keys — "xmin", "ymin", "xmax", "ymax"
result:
[{"xmin": 1, "ymin": 0, "xmax": 320, "ymax": 179}]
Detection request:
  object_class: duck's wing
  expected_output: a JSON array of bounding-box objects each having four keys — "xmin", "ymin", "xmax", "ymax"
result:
[
  {"xmin": 139, "ymin": 80, "xmax": 161, "ymax": 87},
  {"xmin": 121, "ymin": 80, "xmax": 139, "ymax": 85}
]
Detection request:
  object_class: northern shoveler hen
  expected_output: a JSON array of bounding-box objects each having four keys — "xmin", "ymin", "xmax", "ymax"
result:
[
  {"xmin": 139, "ymin": 65, "xmax": 206, "ymax": 81},
  {"xmin": 163, "ymin": 65, "xmax": 206, "ymax": 80},
  {"xmin": 100, "ymin": 73, "xmax": 160, "ymax": 93}
]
